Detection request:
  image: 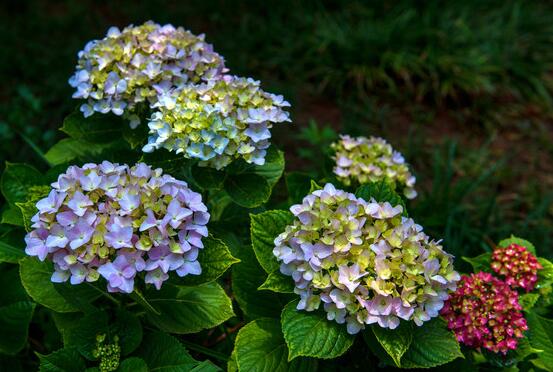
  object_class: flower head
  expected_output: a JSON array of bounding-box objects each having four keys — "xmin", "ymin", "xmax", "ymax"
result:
[
  {"xmin": 69, "ymin": 21, "xmax": 226, "ymax": 124},
  {"xmin": 143, "ymin": 75, "xmax": 290, "ymax": 169},
  {"xmin": 24, "ymin": 162, "xmax": 209, "ymax": 293},
  {"xmin": 441, "ymin": 272, "xmax": 527, "ymax": 354},
  {"xmin": 331, "ymin": 135, "xmax": 417, "ymax": 199},
  {"xmin": 491, "ymin": 243, "xmax": 542, "ymax": 292},
  {"xmin": 273, "ymin": 184, "xmax": 459, "ymax": 334}
]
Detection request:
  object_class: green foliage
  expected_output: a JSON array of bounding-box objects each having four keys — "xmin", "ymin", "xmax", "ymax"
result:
[
  {"xmin": 526, "ymin": 311, "xmax": 553, "ymax": 370},
  {"xmin": 462, "ymin": 253, "xmax": 492, "ymax": 273},
  {"xmin": 364, "ymin": 318, "xmax": 463, "ymax": 368},
  {"xmin": 250, "ymin": 210, "xmax": 294, "ymax": 274},
  {"xmin": 136, "ymin": 332, "xmax": 201, "ymax": 371},
  {"xmin": 258, "ymin": 271, "xmax": 294, "ymax": 294},
  {"xmin": 38, "ymin": 348, "xmax": 86, "ymax": 372},
  {"xmin": 281, "ymin": 301, "xmax": 354, "ymax": 360},
  {"xmin": 498, "ymin": 235, "xmax": 537, "ymax": 253},
  {"xmin": 175, "ymin": 236, "xmax": 239, "ymax": 286},
  {"xmin": 145, "ymin": 282, "xmax": 234, "ymax": 334},
  {"xmin": 0, "ymin": 301, "xmax": 35, "ymax": 355},
  {"xmin": 234, "ymin": 318, "xmax": 317, "ymax": 372}
]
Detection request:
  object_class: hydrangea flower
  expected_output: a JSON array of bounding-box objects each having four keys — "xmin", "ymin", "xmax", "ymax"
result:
[
  {"xmin": 69, "ymin": 21, "xmax": 226, "ymax": 126},
  {"xmin": 331, "ymin": 135, "xmax": 417, "ymax": 199},
  {"xmin": 273, "ymin": 183, "xmax": 459, "ymax": 334},
  {"xmin": 143, "ymin": 75, "xmax": 291, "ymax": 169},
  {"xmin": 441, "ymin": 272, "xmax": 527, "ymax": 354},
  {"xmin": 24, "ymin": 162, "xmax": 209, "ymax": 293},
  {"xmin": 491, "ymin": 243, "xmax": 542, "ymax": 292}
]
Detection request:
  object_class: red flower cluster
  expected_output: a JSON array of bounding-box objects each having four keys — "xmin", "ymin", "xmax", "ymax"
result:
[
  {"xmin": 491, "ymin": 243, "xmax": 542, "ymax": 292},
  {"xmin": 441, "ymin": 272, "xmax": 527, "ymax": 354}
]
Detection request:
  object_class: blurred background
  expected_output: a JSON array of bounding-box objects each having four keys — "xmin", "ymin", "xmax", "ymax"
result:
[{"xmin": 1, "ymin": 0, "xmax": 552, "ymax": 261}]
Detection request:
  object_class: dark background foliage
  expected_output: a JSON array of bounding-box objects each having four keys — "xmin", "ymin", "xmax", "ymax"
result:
[{"xmin": 1, "ymin": 0, "xmax": 552, "ymax": 264}]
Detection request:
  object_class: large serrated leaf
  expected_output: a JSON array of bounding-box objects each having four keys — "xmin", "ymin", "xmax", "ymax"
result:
[
  {"xmin": 258, "ymin": 271, "xmax": 294, "ymax": 293},
  {"xmin": 37, "ymin": 347, "xmax": 86, "ymax": 372},
  {"xmin": 462, "ymin": 252, "xmax": 492, "ymax": 273},
  {"xmin": 60, "ymin": 111, "xmax": 125, "ymax": 143},
  {"xmin": 19, "ymin": 258, "xmax": 79, "ymax": 313},
  {"xmin": 1, "ymin": 163, "xmax": 45, "ymax": 205},
  {"xmin": 371, "ymin": 322, "xmax": 413, "ymax": 367},
  {"xmin": 136, "ymin": 332, "xmax": 198, "ymax": 371},
  {"xmin": 250, "ymin": 210, "xmax": 294, "ymax": 273},
  {"xmin": 146, "ymin": 282, "xmax": 234, "ymax": 334},
  {"xmin": 224, "ymin": 173, "xmax": 271, "ymax": 208},
  {"xmin": 234, "ymin": 318, "xmax": 318, "ymax": 372},
  {"xmin": 0, "ymin": 301, "xmax": 35, "ymax": 355},
  {"xmin": 176, "ymin": 236, "xmax": 239, "ymax": 286},
  {"xmin": 526, "ymin": 311, "xmax": 553, "ymax": 370},
  {"xmin": 281, "ymin": 300, "xmax": 354, "ymax": 360},
  {"xmin": 400, "ymin": 318, "xmax": 463, "ymax": 368}
]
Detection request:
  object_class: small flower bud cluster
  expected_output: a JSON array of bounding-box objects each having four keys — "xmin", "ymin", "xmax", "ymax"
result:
[
  {"xmin": 24, "ymin": 162, "xmax": 209, "ymax": 293},
  {"xmin": 273, "ymin": 183, "xmax": 459, "ymax": 334},
  {"xmin": 93, "ymin": 334, "xmax": 121, "ymax": 372},
  {"xmin": 69, "ymin": 21, "xmax": 226, "ymax": 125},
  {"xmin": 331, "ymin": 135, "xmax": 417, "ymax": 199},
  {"xmin": 441, "ymin": 272, "xmax": 527, "ymax": 354},
  {"xmin": 143, "ymin": 75, "xmax": 291, "ymax": 169},
  {"xmin": 491, "ymin": 243, "xmax": 542, "ymax": 292}
]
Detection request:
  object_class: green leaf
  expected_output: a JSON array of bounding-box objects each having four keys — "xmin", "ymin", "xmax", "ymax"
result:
[
  {"xmin": 224, "ymin": 173, "xmax": 271, "ymax": 208},
  {"xmin": 52, "ymin": 282, "xmax": 102, "ymax": 313},
  {"xmin": 0, "ymin": 232, "xmax": 26, "ymax": 263},
  {"xmin": 0, "ymin": 301, "xmax": 35, "ymax": 355},
  {"xmin": 146, "ymin": 282, "xmax": 234, "ymax": 334},
  {"xmin": 15, "ymin": 184, "xmax": 50, "ymax": 231},
  {"xmin": 137, "ymin": 332, "xmax": 198, "ymax": 371},
  {"xmin": 371, "ymin": 322, "xmax": 413, "ymax": 367},
  {"xmin": 519, "ymin": 293, "xmax": 541, "ymax": 311},
  {"xmin": 227, "ymin": 349, "xmax": 238, "ymax": 372},
  {"xmin": 258, "ymin": 271, "xmax": 294, "ymax": 293},
  {"xmin": 498, "ymin": 235, "xmax": 536, "ymax": 254},
  {"xmin": 250, "ymin": 210, "xmax": 294, "ymax": 273},
  {"xmin": 19, "ymin": 257, "xmax": 79, "ymax": 313},
  {"xmin": 0, "ymin": 266, "xmax": 29, "ymax": 306},
  {"xmin": 1, "ymin": 163, "xmax": 45, "ymax": 204},
  {"xmin": 192, "ymin": 166, "xmax": 226, "ymax": 190},
  {"xmin": 1, "ymin": 206, "xmax": 24, "ymax": 227},
  {"xmin": 252, "ymin": 146, "xmax": 285, "ymax": 187},
  {"xmin": 400, "ymin": 318, "xmax": 463, "ymax": 368},
  {"xmin": 526, "ymin": 311, "xmax": 553, "ymax": 370},
  {"xmin": 538, "ymin": 257, "xmax": 553, "ymax": 288},
  {"xmin": 139, "ymin": 149, "xmax": 192, "ymax": 179},
  {"xmin": 462, "ymin": 252, "xmax": 492, "ymax": 273},
  {"xmin": 117, "ymin": 357, "xmax": 148, "ymax": 372},
  {"xmin": 112, "ymin": 309, "xmax": 143, "ymax": 356},
  {"xmin": 57, "ymin": 310, "xmax": 109, "ymax": 360},
  {"xmin": 355, "ymin": 181, "xmax": 406, "ymax": 212},
  {"xmin": 176, "ymin": 236, "xmax": 239, "ymax": 286},
  {"xmin": 38, "ymin": 347, "xmax": 86, "ymax": 372},
  {"xmin": 230, "ymin": 235, "xmax": 290, "ymax": 319},
  {"xmin": 122, "ymin": 123, "xmax": 149, "ymax": 149},
  {"xmin": 60, "ymin": 111, "xmax": 125, "ymax": 143},
  {"xmin": 281, "ymin": 301, "xmax": 354, "ymax": 360},
  {"xmin": 44, "ymin": 138, "xmax": 122, "ymax": 166},
  {"xmin": 235, "ymin": 318, "xmax": 318, "ymax": 372},
  {"xmin": 130, "ymin": 289, "xmax": 160, "ymax": 315},
  {"xmin": 190, "ymin": 360, "xmax": 223, "ymax": 372},
  {"xmin": 285, "ymin": 172, "xmax": 312, "ymax": 204}
]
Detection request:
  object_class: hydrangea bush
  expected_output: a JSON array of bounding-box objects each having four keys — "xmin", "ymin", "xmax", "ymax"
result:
[
  {"xmin": 331, "ymin": 135, "xmax": 417, "ymax": 199},
  {"xmin": 1, "ymin": 20, "xmax": 552, "ymax": 372},
  {"xmin": 24, "ymin": 162, "xmax": 209, "ymax": 293},
  {"xmin": 143, "ymin": 75, "xmax": 291, "ymax": 168},
  {"xmin": 273, "ymin": 183, "xmax": 459, "ymax": 334}
]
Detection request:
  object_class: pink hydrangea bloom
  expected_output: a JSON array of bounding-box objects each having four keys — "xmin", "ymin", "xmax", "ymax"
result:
[
  {"xmin": 441, "ymin": 272, "xmax": 527, "ymax": 354},
  {"xmin": 491, "ymin": 243, "xmax": 542, "ymax": 292}
]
